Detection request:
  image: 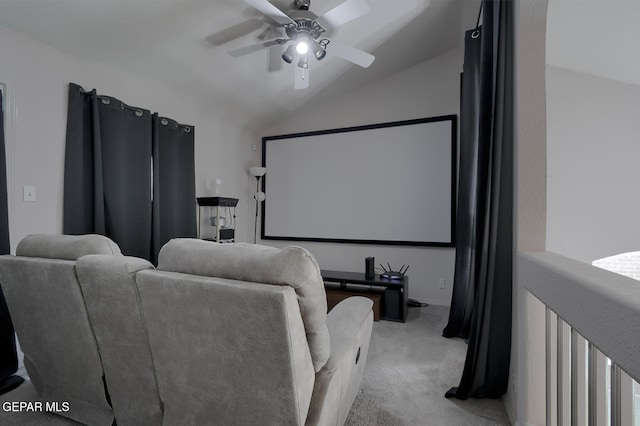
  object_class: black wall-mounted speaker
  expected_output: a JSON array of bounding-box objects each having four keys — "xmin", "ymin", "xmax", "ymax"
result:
[{"xmin": 365, "ymin": 257, "xmax": 375, "ymax": 279}]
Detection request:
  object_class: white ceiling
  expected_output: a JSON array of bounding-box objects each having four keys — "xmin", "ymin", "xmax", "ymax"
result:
[
  {"xmin": 3, "ymin": 0, "xmax": 634, "ymax": 130},
  {"xmin": 0, "ymin": 0, "xmax": 478, "ymax": 129},
  {"xmin": 546, "ymin": 0, "xmax": 640, "ymax": 88}
]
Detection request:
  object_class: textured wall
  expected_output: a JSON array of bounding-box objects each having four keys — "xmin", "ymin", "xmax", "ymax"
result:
[
  {"xmin": 0, "ymin": 25, "xmax": 257, "ymax": 250},
  {"xmin": 509, "ymin": 0, "xmax": 549, "ymax": 424}
]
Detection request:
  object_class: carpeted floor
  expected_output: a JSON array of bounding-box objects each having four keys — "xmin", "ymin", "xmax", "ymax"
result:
[
  {"xmin": 0, "ymin": 306, "xmax": 510, "ymax": 425},
  {"xmin": 344, "ymin": 305, "xmax": 511, "ymax": 426}
]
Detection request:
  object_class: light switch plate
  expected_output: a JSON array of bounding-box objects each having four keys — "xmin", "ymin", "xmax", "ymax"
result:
[{"xmin": 23, "ymin": 186, "xmax": 36, "ymax": 202}]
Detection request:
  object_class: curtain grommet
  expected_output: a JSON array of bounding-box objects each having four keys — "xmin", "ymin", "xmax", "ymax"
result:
[
  {"xmin": 471, "ymin": 29, "xmax": 480, "ymax": 39},
  {"xmin": 135, "ymin": 110, "xmax": 143, "ymax": 117},
  {"xmin": 101, "ymin": 98, "xmax": 110, "ymax": 105},
  {"xmin": 160, "ymin": 118, "xmax": 169, "ymax": 125},
  {"xmin": 184, "ymin": 127, "xmax": 191, "ymax": 133}
]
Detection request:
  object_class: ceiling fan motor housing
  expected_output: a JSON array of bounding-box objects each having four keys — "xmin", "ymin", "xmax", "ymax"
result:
[
  {"xmin": 294, "ymin": 0, "xmax": 311, "ymax": 11},
  {"xmin": 285, "ymin": 9, "xmax": 325, "ymax": 41}
]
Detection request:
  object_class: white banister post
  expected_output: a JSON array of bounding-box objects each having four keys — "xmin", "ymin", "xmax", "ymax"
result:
[
  {"xmin": 546, "ymin": 308, "xmax": 559, "ymax": 426},
  {"xmin": 612, "ymin": 363, "xmax": 621, "ymax": 426},
  {"xmin": 558, "ymin": 318, "xmax": 564, "ymax": 426},
  {"xmin": 588, "ymin": 343, "xmax": 597, "ymax": 425}
]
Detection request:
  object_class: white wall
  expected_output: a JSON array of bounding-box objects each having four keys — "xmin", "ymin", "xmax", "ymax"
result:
[
  {"xmin": 258, "ymin": 48, "xmax": 463, "ymax": 305},
  {"xmin": 546, "ymin": 65, "xmax": 640, "ymax": 264},
  {"xmin": 509, "ymin": 0, "xmax": 549, "ymax": 423},
  {"xmin": 0, "ymin": 25, "xmax": 257, "ymax": 251},
  {"xmin": 513, "ymin": 7, "xmax": 640, "ymax": 425}
]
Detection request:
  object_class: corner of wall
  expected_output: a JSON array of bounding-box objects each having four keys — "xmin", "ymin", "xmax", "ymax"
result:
[{"xmin": 511, "ymin": 0, "xmax": 549, "ymax": 424}]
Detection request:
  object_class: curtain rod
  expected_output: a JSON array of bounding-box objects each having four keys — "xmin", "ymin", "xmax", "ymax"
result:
[
  {"xmin": 98, "ymin": 96, "xmax": 192, "ymax": 132},
  {"xmin": 77, "ymin": 85, "xmax": 192, "ymax": 132}
]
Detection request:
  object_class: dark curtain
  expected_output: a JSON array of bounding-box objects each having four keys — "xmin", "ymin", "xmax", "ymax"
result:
[
  {"xmin": 442, "ymin": 28, "xmax": 483, "ymax": 340},
  {"xmin": 64, "ymin": 83, "xmax": 195, "ymax": 262},
  {"xmin": 443, "ymin": 0, "xmax": 514, "ymax": 400},
  {"xmin": 151, "ymin": 114, "xmax": 196, "ymax": 264},
  {"xmin": 64, "ymin": 83, "xmax": 152, "ymax": 259},
  {"xmin": 0, "ymin": 89, "xmax": 24, "ymax": 394}
]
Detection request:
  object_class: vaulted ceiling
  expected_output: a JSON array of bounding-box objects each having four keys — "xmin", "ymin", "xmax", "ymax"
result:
[
  {"xmin": 0, "ymin": 0, "xmax": 479, "ymax": 129},
  {"xmin": 546, "ymin": 0, "xmax": 640, "ymax": 89},
  {"xmin": 1, "ymin": 0, "xmax": 636, "ymax": 130}
]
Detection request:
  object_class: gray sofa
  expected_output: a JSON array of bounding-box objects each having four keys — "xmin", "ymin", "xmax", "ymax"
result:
[
  {"xmin": 0, "ymin": 234, "xmax": 124, "ymax": 426},
  {"xmin": 0, "ymin": 235, "xmax": 374, "ymax": 426}
]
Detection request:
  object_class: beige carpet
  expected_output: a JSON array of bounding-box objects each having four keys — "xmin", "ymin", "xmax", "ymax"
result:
[
  {"xmin": 345, "ymin": 305, "xmax": 511, "ymax": 426},
  {"xmin": 0, "ymin": 306, "xmax": 510, "ymax": 425}
]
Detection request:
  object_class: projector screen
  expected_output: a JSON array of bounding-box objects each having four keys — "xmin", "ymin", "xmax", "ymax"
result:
[{"xmin": 261, "ymin": 115, "xmax": 457, "ymax": 246}]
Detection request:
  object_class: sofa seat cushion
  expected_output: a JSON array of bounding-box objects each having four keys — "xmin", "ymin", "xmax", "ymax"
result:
[{"xmin": 157, "ymin": 239, "xmax": 330, "ymax": 372}]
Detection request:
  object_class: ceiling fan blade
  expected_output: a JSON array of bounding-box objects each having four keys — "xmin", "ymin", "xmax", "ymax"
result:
[
  {"xmin": 316, "ymin": 0, "xmax": 370, "ymax": 29},
  {"xmin": 328, "ymin": 41, "xmax": 375, "ymax": 68},
  {"xmin": 268, "ymin": 45, "xmax": 284, "ymax": 72},
  {"xmin": 228, "ymin": 39, "xmax": 285, "ymax": 57},
  {"xmin": 295, "ymin": 61, "xmax": 310, "ymax": 90},
  {"xmin": 243, "ymin": 0, "xmax": 295, "ymax": 26},
  {"xmin": 205, "ymin": 19, "xmax": 264, "ymax": 46},
  {"xmin": 257, "ymin": 25, "xmax": 284, "ymax": 41}
]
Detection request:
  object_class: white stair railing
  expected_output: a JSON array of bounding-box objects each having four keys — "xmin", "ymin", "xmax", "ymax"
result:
[{"xmin": 518, "ymin": 252, "xmax": 640, "ymax": 426}]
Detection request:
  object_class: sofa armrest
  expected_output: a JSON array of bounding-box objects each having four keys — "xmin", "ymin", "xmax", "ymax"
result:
[
  {"xmin": 325, "ymin": 297, "xmax": 373, "ymax": 371},
  {"xmin": 306, "ymin": 296, "xmax": 373, "ymax": 426}
]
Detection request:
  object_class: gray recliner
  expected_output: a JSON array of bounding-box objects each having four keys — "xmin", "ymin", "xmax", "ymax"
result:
[
  {"xmin": 76, "ymin": 254, "xmax": 164, "ymax": 426},
  {"xmin": 0, "ymin": 234, "xmax": 121, "ymax": 426},
  {"xmin": 135, "ymin": 239, "xmax": 373, "ymax": 426},
  {"xmin": 0, "ymin": 235, "xmax": 372, "ymax": 425}
]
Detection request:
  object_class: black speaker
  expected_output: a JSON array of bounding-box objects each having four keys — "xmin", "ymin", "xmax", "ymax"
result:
[{"xmin": 365, "ymin": 257, "xmax": 375, "ymax": 279}]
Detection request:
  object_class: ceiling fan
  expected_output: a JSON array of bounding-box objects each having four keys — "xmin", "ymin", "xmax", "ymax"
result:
[{"xmin": 228, "ymin": 0, "xmax": 375, "ymax": 89}]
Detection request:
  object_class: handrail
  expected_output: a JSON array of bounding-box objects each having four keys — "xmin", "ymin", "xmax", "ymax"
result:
[{"xmin": 518, "ymin": 251, "xmax": 640, "ymax": 383}]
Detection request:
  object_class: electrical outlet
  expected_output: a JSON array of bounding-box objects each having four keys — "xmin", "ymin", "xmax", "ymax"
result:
[
  {"xmin": 438, "ymin": 278, "xmax": 446, "ymax": 289},
  {"xmin": 23, "ymin": 186, "xmax": 36, "ymax": 202}
]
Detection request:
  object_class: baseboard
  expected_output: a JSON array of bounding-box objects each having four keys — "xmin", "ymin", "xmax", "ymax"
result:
[{"xmin": 418, "ymin": 298, "xmax": 450, "ymax": 307}]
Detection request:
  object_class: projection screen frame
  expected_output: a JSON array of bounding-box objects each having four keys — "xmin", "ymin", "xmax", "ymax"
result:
[{"xmin": 260, "ymin": 115, "xmax": 457, "ymax": 247}]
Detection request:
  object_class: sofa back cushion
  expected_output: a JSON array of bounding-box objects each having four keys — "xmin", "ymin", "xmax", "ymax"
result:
[
  {"xmin": 17, "ymin": 233, "xmax": 121, "ymax": 259},
  {"xmin": 0, "ymin": 234, "xmax": 120, "ymax": 426},
  {"xmin": 76, "ymin": 255, "xmax": 162, "ymax": 426},
  {"xmin": 135, "ymin": 269, "xmax": 316, "ymax": 425},
  {"xmin": 157, "ymin": 239, "xmax": 330, "ymax": 372}
]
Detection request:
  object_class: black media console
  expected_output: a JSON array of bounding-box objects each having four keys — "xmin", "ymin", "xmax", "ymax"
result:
[{"xmin": 321, "ymin": 270, "xmax": 408, "ymax": 323}]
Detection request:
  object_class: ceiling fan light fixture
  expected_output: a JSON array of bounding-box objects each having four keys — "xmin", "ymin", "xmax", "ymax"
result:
[
  {"xmin": 310, "ymin": 41, "xmax": 326, "ymax": 60},
  {"xmin": 282, "ymin": 45, "xmax": 296, "ymax": 63},
  {"xmin": 295, "ymin": 41, "xmax": 309, "ymax": 55},
  {"xmin": 233, "ymin": 0, "xmax": 375, "ymax": 89},
  {"xmin": 298, "ymin": 55, "xmax": 309, "ymax": 69}
]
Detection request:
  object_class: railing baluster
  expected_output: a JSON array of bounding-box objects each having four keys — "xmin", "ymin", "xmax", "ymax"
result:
[
  {"xmin": 534, "ymin": 298, "xmax": 634, "ymax": 426},
  {"xmin": 588, "ymin": 343, "xmax": 597, "ymax": 425},
  {"xmin": 611, "ymin": 363, "xmax": 621, "ymax": 426},
  {"xmin": 558, "ymin": 318, "xmax": 564, "ymax": 426},
  {"xmin": 547, "ymin": 307, "xmax": 552, "ymax": 426},
  {"xmin": 571, "ymin": 328, "xmax": 578, "ymax": 426}
]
